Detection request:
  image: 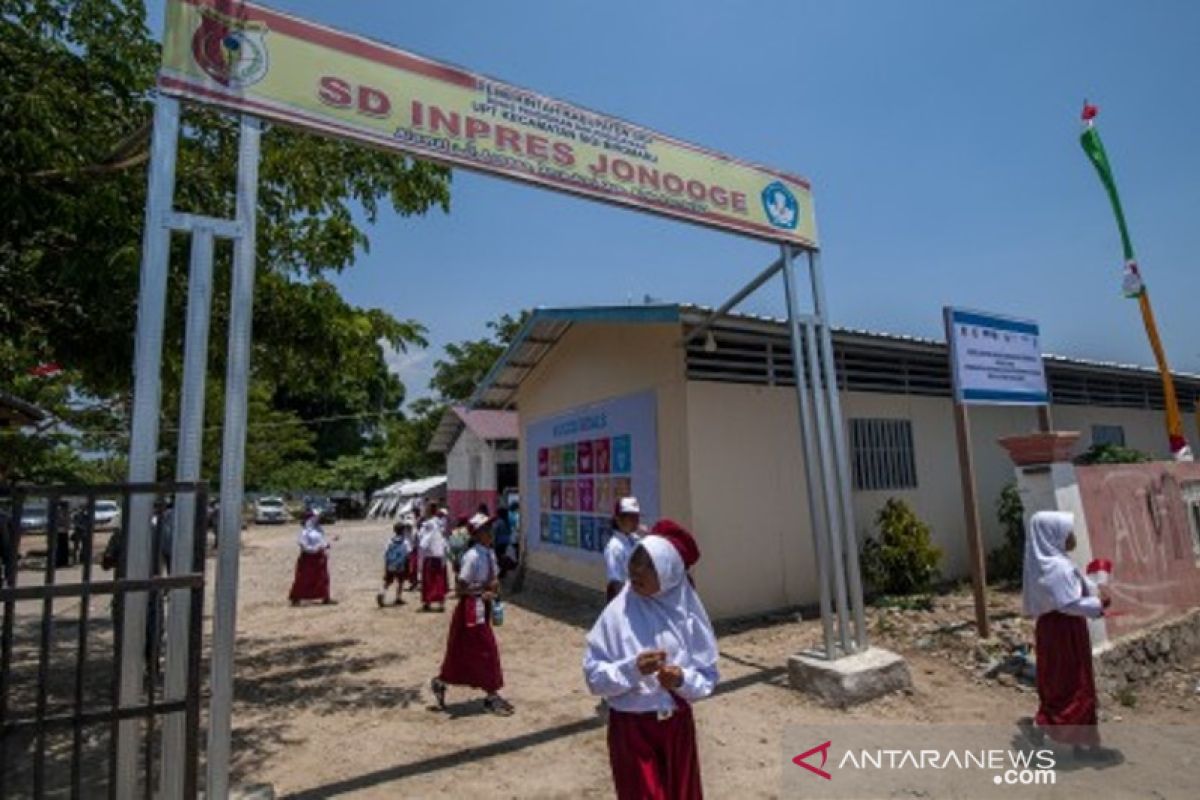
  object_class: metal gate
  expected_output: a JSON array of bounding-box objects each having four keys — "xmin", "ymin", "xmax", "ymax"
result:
[{"xmin": 1, "ymin": 482, "xmax": 208, "ymax": 798}]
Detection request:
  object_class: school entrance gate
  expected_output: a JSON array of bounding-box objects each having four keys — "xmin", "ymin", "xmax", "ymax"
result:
[{"xmin": 119, "ymin": 1, "xmax": 867, "ymax": 795}]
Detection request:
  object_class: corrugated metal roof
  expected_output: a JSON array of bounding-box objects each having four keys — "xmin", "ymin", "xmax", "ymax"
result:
[
  {"xmin": 428, "ymin": 405, "xmax": 519, "ymax": 453},
  {"xmin": 467, "ymin": 302, "xmax": 1200, "ymax": 410}
]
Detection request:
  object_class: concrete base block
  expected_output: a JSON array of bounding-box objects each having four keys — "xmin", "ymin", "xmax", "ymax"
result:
[{"xmin": 787, "ymin": 646, "xmax": 912, "ymax": 707}]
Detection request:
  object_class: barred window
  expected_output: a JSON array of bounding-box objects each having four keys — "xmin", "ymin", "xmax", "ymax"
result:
[
  {"xmin": 850, "ymin": 418, "xmax": 917, "ymax": 491},
  {"xmin": 1091, "ymin": 424, "xmax": 1126, "ymax": 448}
]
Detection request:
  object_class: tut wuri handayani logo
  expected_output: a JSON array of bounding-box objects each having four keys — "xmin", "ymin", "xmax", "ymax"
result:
[
  {"xmin": 191, "ymin": 6, "xmax": 269, "ymax": 88},
  {"xmin": 761, "ymin": 180, "xmax": 799, "ymax": 230}
]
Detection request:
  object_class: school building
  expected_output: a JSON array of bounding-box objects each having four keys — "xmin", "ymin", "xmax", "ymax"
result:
[
  {"xmin": 428, "ymin": 405, "xmax": 519, "ymax": 522},
  {"xmin": 469, "ymin": 304, "xmax": 1200, "ymax": 621}
]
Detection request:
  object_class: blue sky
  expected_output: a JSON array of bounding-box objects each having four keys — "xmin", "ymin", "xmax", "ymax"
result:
[{"xmin": 147, "ymin": 1, "xmax": 1200, "ymax": 401}]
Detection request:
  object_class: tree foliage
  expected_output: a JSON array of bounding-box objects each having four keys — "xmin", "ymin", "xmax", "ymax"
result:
[
  {"xmin": 986, "ymin": 483, "xmax": 1026, "ymax": 586},
  {"xmin": 1, "ymin": 0, "xmax": 452, "ymax": 484},
  {"xmin": 861, "ymin": 498, "xmax": 942, "ymax": 596},
  {"xmin": 429, "ymin": 313, "xmax": 528, "ymax": 403}
]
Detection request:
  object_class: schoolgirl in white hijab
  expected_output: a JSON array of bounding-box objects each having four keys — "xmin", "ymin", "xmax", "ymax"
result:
[
  {"xmin": 1022, "ymin": 510, "xmax": 1103, "ymax": 619},
  {"xmin": 1021, "ymin": 510, "xmax": 1112, "ymax": 756},
  {"xmin": 583, "ymin": 519, "xmax": 718, "ymax": 799}
]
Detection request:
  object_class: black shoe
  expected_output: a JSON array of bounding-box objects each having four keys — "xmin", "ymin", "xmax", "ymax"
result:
[
  {"xmin": 484, "ymin": 695, "xmax": 514, "ymax": 716},
  {"xmin": 431, "ymin": 678, "xmax": 447, "ymax": 709}
]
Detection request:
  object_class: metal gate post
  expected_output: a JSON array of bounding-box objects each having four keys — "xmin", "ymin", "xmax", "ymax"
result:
[
  {"xmin": 780, "ymin": 246, "xmax": 835, "ymax": 659},
  {"xmin": 804, "ymin": 316, "xmax": 852, "ymax": 654},
  {"xmin": 161, "ymin": 227, "xmax": 216, "ymax": 799},
  {"xmin": 118, "ymin": 94, "xmax": 181, "ymax": 797},
  {"xmin": 206, "ymin": 115, "xmax": 262, "ymax": 800},
  {"xmin": 808, "ymin": 250, "xmax": 869, "ymax": 651}
]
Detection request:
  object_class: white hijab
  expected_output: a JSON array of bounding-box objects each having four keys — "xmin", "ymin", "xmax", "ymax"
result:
[
  {"xmin": 1022, "ymin": 510, "xmax": 1082, "ymax": 617},
  {"xmin": 298, "ymin": 517, "xmax": 328, "ymax": 554},
  {"xmin": 585, "ymin": 534, "xmax": 719, "ymax": 675}
]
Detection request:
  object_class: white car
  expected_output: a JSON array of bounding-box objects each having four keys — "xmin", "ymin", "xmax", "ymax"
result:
[
  {"xmin": 93, "ymin": 500, "xmax": 122, "ymax": 531},
  {"xmin": 254, "ymin": 497, "xmax": 289, "ymax": 525}
]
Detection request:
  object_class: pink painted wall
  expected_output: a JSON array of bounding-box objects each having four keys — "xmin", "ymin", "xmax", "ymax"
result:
[
  {"xmin": 1077, "ymin": 462, "xmax": 1200, "ymax": 639},
  {"xmin": 447, "ymin": 489, "xmax": 498, "ymax": 524}
]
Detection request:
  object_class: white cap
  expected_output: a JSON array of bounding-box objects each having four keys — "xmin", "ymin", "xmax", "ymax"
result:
[
  {"xmin": 468, "ymin": 512, "xmax": 492, "ymax": 531},
  {"xmin": 615, "ymin": 496, "xmax": 641, "ymax": 516}
]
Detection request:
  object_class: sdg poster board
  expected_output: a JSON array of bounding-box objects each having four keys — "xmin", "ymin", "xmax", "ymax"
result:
[
  {"xmin": 526, "ymin": 391, "xmax": 659, "ymax": 561},
  {"xmin": 944, "ymin": 307, "xmax": 1048, "ymax": 406}
]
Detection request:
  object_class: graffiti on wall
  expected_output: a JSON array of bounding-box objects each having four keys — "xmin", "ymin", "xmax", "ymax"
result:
[{"xmin": 1077, "ymin": 463, "xmax": 1200, "ymax": 638}]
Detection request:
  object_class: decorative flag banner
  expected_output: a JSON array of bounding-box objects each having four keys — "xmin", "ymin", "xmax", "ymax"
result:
[
  {"xmin": 158, "ymin": 0, "xmax": 819, "ymax": 248},
  {"xmin": 1079, "ymin": 102, "xmax": 1191, "ymax": 461},
  {"xmin": 28, "ymin": 362, "xmax": 64, "ymax": 378}
]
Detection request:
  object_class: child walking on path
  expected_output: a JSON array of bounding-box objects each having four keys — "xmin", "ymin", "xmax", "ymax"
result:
[
  {"xmin": 1022, "ymin": 510, "xmax": 1114, "ymax": 759},
  {"xmin": 583, "ymin": 519, "xmax": 719, "ymax": 799},
  {"xmin": 378, "ymin": 521, "xmax": 412, "ymax": 607},
  {"xmin": 431, "ymin": 512, "xmax": 514, "ymax": 716}
]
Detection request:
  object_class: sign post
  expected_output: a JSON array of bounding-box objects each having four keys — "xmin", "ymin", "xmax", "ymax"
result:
[{"xmin": 944, "ymin": 308, "xmax": 1049, "ymax": 638}]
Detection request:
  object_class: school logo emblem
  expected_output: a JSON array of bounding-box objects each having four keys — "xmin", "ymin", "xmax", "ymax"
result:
[
  {"xmin": 761, "ymin": 180, "xmax": 799, "ymax": 230},
  {"xmin": 192, "ymin": 6, "xmax": 269, "ymax": 87}
]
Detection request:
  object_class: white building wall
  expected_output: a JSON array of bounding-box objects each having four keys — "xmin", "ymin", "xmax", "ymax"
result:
[
  {"xmin": 683, "ymin": 382, "xmax": 1199, "ymax": 617},
  {"xmin": 446, "ymin": 428, "xmax": 498, "ymax": 493}
]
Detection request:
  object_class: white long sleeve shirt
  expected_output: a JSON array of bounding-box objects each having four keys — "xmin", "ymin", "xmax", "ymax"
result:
[
  {"xmin": 603, "ymin": 529, "xmax": 640, "ymax": 584},
  {"xmin": 583, "ymin": 596, "xmax": 718, "ymax": 714}
]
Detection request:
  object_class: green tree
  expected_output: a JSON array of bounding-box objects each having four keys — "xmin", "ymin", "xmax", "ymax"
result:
[
  {"xmin": 860, "ymin": 498, "xmax": 942, "ymax": 596},
  {"xmin": 1, "ymin": 0, "xmax": 451, "ymax": 483},
  {"xmin": 429, "ymin": 313, "xmax": 528, "ymax": 403},
  {"xmin": 986, "ymin": 483, "xmax": 1026, "ymax": 586}
]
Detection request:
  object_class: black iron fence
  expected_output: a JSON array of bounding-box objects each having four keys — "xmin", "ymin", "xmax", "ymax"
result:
[{"xmin": 0, "ymin": 482, "xmax": 208, "ymax": 799}]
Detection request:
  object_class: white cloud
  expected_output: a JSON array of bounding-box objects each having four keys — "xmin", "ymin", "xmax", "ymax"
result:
[{"xmin": 381, "ymin": 342, "xmax": 434, "ymax": 400}]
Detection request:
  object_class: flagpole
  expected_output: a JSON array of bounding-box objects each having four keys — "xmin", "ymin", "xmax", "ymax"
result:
[{"xmin": 1079, "ymin": 102, "xmax": 1192, "ymax": 460}]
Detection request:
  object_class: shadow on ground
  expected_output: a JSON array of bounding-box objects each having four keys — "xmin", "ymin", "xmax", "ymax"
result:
[
  {"xmin": 283, "ymin": 653, "xmax": 788, "ymax": 799},
  {"xmin": 229, "ymin": 634, "xmax": 423, "ymax": 784}
]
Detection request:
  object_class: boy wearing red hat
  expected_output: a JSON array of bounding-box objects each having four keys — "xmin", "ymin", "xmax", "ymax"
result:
[{"xmin": 584, "ymin": 519, "xmax": 718, "ymax": 799}]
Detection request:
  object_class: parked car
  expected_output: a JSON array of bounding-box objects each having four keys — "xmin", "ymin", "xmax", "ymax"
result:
[
  {"xmin": 19, "ymin": 504, "xmax": 48, "ymax": 532},
  {"xmin": 303, "ymin": 497, "xmax": 337, "ymax": 524},
  {"xmin": 92, "ymin": 500, "xmax": 122, "ymax": 531},
  {"xmin": 253, "ymin": 497, "xmax": 289, "ymax": 525}
]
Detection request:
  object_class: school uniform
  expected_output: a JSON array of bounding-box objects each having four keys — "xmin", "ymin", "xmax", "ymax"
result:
[
  {"xmin": 584, "ymin": 521, "xmax": 718, "ymax": 800},
  {"xmin": 604, "ymin": 529, "xmax": 640, "ymax": 602},
  {"xmin": 1023, "ymin": 511, "xmax": 1104, "ymax": 747},
  {"xmin": 418, "ymin": 517, "xmax": 449, "ymax": 605},
  {"xmin": 289, "ymin": 521, "xmax": 331, "ymax": 603},
  {"xmin": 437, "ymin": 543, "xmax": 504, "ymax": 693},
  {"xmin": 383, "ymin": 534, "xmax": 410, "ymax": 586}
]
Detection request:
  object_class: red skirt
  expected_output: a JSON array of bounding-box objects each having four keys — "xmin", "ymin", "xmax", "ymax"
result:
[
  {"xmin": 421, "ymin": 557, "xmax": 448, "ymax": 604},
  {"xmin": 405, "ymin": 550, "xmax": 420, "ymax": 583},
  {"xmin": 608, "ymin": 703, "xmax": 702, "ymax": 800},
  {"xmin": 1035, "ymin": 611, "xmax": 1100, "ymax": 746},
  {"xmin": 289, "ymin": 551, "xmax": 330, "ymax": 602},
  {"xmin": 438, "ymin": 595, "xmax": 504, "ymax": 693}
]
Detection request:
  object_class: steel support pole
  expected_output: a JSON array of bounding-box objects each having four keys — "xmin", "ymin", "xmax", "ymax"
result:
[
  {"xmin": 207, "ymin": 115, "xmax": 262, "ymax": 800},
  {"xmin": 780, "ymin": 246, "xmax": 835, "ymax": 659},
  {"xmin": 804, "ymin": 317, "xmax": 852, "ymax": 653},
  {"xmin": 117, "ymin": 94, "xmax": 180, "ymax": 796},
  {"xmin": 161, "ymin": 227, "xmax": 215, "ymax": 800},
  {"xmin": 678, "ymin": 255, "xmax": 784, "ymax": 348},
  {"xmin": 809, "ymin": 250, "xmax": 868, "ymax": 651}
]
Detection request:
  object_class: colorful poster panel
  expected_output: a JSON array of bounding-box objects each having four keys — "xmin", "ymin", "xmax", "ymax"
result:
[
  {"xmin": 578, "ymin": 478, "xmax": 595, "ymax": 512},
  {"xmin": 593, "ymin": 438, "xmax": 611, "ymax": 474},
  {"xmin": 612, "ymin": 434, "xmax": 632, "ymax": 474}
]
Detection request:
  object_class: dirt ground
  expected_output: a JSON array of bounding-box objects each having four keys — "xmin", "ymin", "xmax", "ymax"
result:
[{"xmin": 221, "ymin": 520, "xmax": 1200, "ymax": 799}]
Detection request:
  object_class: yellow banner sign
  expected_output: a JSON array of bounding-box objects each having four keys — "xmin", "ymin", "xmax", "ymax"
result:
[{"xmin": 160, "ymin": 0, "xmax": 818, "ymax": 248}]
